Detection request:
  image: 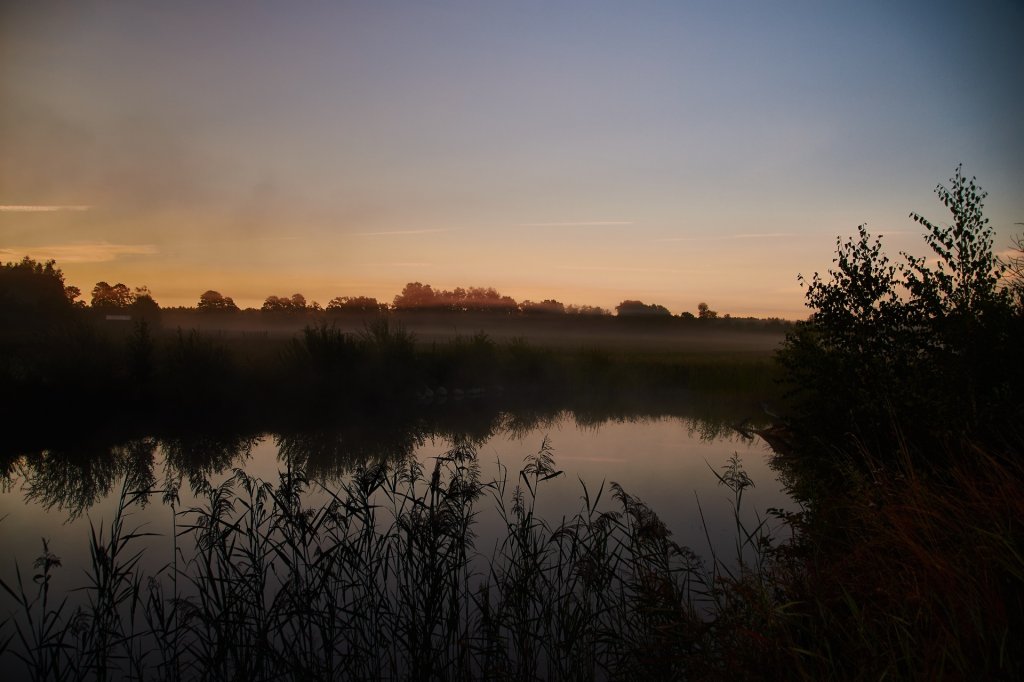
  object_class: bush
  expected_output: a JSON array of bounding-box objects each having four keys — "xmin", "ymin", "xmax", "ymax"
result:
[{"xmin": 777, "ymin": 166, "xmax": 1020, "ymax": 460}]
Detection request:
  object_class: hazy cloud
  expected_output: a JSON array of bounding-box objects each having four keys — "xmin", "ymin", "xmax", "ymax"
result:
[
  {"xmin": 0, "ymin": 242, "xmax": 158, "ymax": 263},
  {"xmin": 0, "ymin": 204, "xmax": 93, "ymax": 212},
  {"xmin": 518, "ymin": 221, "xmax": 635, "ymax": 227},
  {"xmin": 560, "ymin": 265, "xmax": 701, "ymax": 274},
  {"xmin": 350, "ymin": 228, "xmax": 453, "ymax": 237},
  {"xmin": 359, "ymin": 261, "xmax": 433, "ymax": 268},
  {"xmin": 655, "ymin": 232, "xmax": 797, "ymax": 242}
]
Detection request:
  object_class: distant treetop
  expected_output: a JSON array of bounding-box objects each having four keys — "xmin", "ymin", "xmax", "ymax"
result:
[
  {"xmin": 0, "ymin": 257, "xmax": 77, "ymax": 325},
  {"xmin": 520, "ymin": 299, "xmax": 566, "ymax": 315},
  {"xmin": 327, "ymin": 296, "xmax": 388, "ymax": 314},
  {"xmin": 197, "ymin": 290, "xmax": 240, "ymax": 313},
  {"xmin": 393, "ymin": 282, "xmax": 518, "ymax": 313},
  {"xmin": 615, "ymin": 300, "xmax": 671, "ymax": 317},
  {"xmin": 697, "ymin": 302, "xmax": 718, "ymax": 320}
]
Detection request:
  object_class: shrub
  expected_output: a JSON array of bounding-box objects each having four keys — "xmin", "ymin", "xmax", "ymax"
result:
[{"xmin": 777, "ymin": 166, "xmax": 1019, "ymax": 460}]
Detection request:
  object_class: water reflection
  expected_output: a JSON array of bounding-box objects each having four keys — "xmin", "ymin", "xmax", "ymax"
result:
[
  {"xmin": 0, "ymin": 399, "xmax": 789, "ymax": 681},
  {"xmin": 17, "ymin": 438, "xmax": 156, "ymax": 519},
  {"xmin": 161, "ymin": 431, "xmax": 260, "ymax": 500},
  {"xmin": 2, "ymin": 399, "xmax": 762, "ymax": 519}
]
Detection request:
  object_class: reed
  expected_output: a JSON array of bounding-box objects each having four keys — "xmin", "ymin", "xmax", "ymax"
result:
[
  {"xmin": 1, "ymin": 442, "xmax": 784, "ymax": 681},
  {"xmin": 10, "ymin": 432, "xmax": 1017, "ymax": 680},
  {"xmin": 765, "ymin": 443, "xmax": 1024, "ymax": 679}
]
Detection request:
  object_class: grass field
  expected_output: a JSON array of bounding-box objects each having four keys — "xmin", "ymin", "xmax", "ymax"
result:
[{"xmin": 157, "ymin": 309, "xmax": 789, "ymax": 355}]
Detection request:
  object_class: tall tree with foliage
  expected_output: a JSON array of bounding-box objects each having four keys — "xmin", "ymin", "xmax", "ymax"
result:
[
  {"xmin": 0, "ymin": 257, "xmax": 79, "ymax": 331},
  {"xmin": 197, "ymin": 290, "xmax": 240, "ymax": 313},
  {"xmin": 778, "ymin": 166, "xmax": 1018, "ymax": 459}
]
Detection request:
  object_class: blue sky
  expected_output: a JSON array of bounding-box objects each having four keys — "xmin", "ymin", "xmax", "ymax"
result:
[{"xmin": 2, "ymin": 0, "xmax": 1022, "ymax": 316}]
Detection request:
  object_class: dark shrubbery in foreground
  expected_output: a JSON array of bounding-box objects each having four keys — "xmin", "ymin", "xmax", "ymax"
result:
[
  {"xmin": 763, "ymin": 167, "xmax": 1024, "ymax": 678},
  {"xmin": 777, "ymin": 166, "xmax": 1022, "ymax": 463},
  {"xmin": 3, "ymin": 438, "xmax": 1022, "ymax": 680}
]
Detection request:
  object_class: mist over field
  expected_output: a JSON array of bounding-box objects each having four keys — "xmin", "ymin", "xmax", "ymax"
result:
[{"xmin": 156, "ymin": 309, "xmax": 788, "ymax": 353}]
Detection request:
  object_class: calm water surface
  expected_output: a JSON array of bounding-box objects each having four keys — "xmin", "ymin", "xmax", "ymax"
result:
[{"xmin": 1, "ymin": 410, "xmax": 790, "ymax": 589}]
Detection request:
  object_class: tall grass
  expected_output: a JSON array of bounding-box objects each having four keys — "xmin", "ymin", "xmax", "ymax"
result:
[
  {"xmin": 9, "ymin": 435, "xmax": 1015, "ymax": 680},
  {"xmin": 0, "ymin": 443, "xmax": 783, "ymax": 681},
  {"xmin": 758, "ymin": 443, "xmax": 1024, "ymax": 679}
]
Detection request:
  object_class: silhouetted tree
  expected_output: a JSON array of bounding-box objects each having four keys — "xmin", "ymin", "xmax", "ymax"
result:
[
  {"xmin": 0, "ymin": 257, "xmax": 76, "ymax": 327},
  {"xmin": 521, "ymin": 299, "xmax": 566, "ymax": 315},
  {"xmin": 616, "ymin": 300, "xmax": 671, "ymax": 317},
  {"xmin": 393, "ymin": 282, "xmax": 437, "ymax": 311},
  {"xmin": 64, "ymin": 285, "xmax": 83, "ymax": 306},
  {"xmin": 460, "ymin": 286, "xmax": 518, "ymax": 314},
  {"xmin": 327, "ymin": 296, "xmax": 389, "ymax": 314},
  {"xmin": 1003, "ymin": 231, "xmax": 1024, "ymax": 312},
  {"xmin": 696, "ymin": 302, "xmax": 718, "ymax": 320},
  {"xmin": 91, "ymin": 281, "xmax": 133, "ymax": 309},
  {"xmin": 566, "ymin": 304, "xmax": 611, "ymax": 316},
  {"xmin": 197, "ymin": 290, "xmax": 240, "ymax": 313},
  {"xmin": 130, "ymin": 286, "xmax": 161, "ymax": 324},
  {"xmin": 778, "ymin": 165, "xmax": 1018, "ymax": 458},
  {"xmin": 262, "ymin": 294, "xmax": 309, "ymax": 313},
  {"xmin": 393, "ymin": 282, "xmax": 519, "ymax": 313}
]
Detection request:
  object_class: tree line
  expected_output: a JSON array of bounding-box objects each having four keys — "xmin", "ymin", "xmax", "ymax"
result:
[{"xmin": 1, "ymin": 263, "xmax": 743, "ymax": 322}]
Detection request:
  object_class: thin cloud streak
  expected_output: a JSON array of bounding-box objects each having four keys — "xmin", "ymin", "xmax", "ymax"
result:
[
  {"xmin": 518, "ymin": 221, "xmax": 635, "ymax": 227},
  {"xmin": 0, "ymin": 205, "xmax": 93, "ymax": 212},
  {"xmin": 655, "ymin": 232, "xmax": 798, "ymax": 242},
  {"xmin": 0, "ymin": 243, "xmax": 158, "ymax": 263},
  {"xmin": 560, "ymin": 265, "xmax": 702, "ymax": 274},
  {"xmin": 359, "ymin": 261, "xmax": 433, "ymax": 268},
  {"xmin": 350, "ymin": 228, "xmax": 454, "ymax": 237}
]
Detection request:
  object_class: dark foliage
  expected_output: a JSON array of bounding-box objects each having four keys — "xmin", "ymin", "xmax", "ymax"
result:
[
  {"xmin": 615, "ymin": 300, "xmax": 672, "ymax": 317},
  {"xmin": 778, "ymin": 166, "xmax": 1022, "ymax": 461}
]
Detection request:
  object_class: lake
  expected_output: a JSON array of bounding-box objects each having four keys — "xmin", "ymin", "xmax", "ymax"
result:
[
  {"xmin": 0, "ymin": 403, "xmax": 792, "ymax": 680},
  {"xmin": 1, "ymin": 407, "xmax": 789, "ymax": 567}
]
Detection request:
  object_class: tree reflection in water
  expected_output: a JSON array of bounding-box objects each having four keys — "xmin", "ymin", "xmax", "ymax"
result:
[{"xmin": 2, "ymin": 398, "xmax": 762, "ymax": 520}]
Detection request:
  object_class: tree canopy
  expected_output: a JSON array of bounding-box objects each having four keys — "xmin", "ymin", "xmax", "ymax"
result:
[
  {"xmin": 393, "ymin": 282, "xmax": 519, "ymax": 314},
  {"xmin": 197, "ymin": 290, "xmax": 240, "ymax": 313},
  {"xmin": 778, "ymin": 166, "xmax": 1020, "ymax": 458},
  {"xmin": 696, "ymin": 302, "xmax": 718, "ymax": 320},
  {"xmin": 263, "ymin": 294, "xmax": 309, "ymax": 312},
  {"xmin": 615, "ymin": 300, "xmax": 671, "ymax": 317},
  {"xmin": 0, "ymin": 257, "xmax": 76, "ymax": 328},
  {"xmin": 91, "ymin": 281, "xmax": 134, "ymax": 309},
  {"xmin": 326, "ymin": 296, "xmax": 388, "ymax": 314}
]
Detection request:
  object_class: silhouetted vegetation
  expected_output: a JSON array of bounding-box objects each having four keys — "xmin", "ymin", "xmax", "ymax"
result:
[
  {"xmin": 615, "ymin": 300, "xmax": 671, "ymax": 317},
  {"xmin": 393, "ymin": 282, "xmax": 520, "ymax": 314},
  {"xmin": 756, "ymin": 166, "xmax": 1024, "ymax": 679},
  {"xmin": 196, "ymin": 289, "xmax": 240, "ymax": 313},
  {"xmin": 1, "ymin": 439, "xmax": 786, "ymax": 681},
  {"xmin": 1003, "ymin": 230, "xmax": 1024, "ymax": 310},
  {"xmin": 777, "ymin": 165, "xmax": 1022, "ymax": 462},
  {"xmin": 326, "ymin": 295, "xmax": 389, "ymax": 314},
  {"xmin": 7, "ymin": 167, "xmax": 1019, "ymax": 679},
  {"xmin": 1, "ymin": 258, "xmax": 783, "ymax": 440},
  {"xmin": 0, "ymin": 257, "xmax": 79, "ymax": 331}
]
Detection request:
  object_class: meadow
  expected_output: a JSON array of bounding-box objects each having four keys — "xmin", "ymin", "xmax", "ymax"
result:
[{"xmin": 1, "ymin": 312, "xmax": 783, "ymax": 460}]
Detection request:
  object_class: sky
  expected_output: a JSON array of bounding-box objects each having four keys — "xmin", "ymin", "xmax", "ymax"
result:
[{"xmin": 2, "ymin": 0, "xmax": 1022, "ymax": 318}]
